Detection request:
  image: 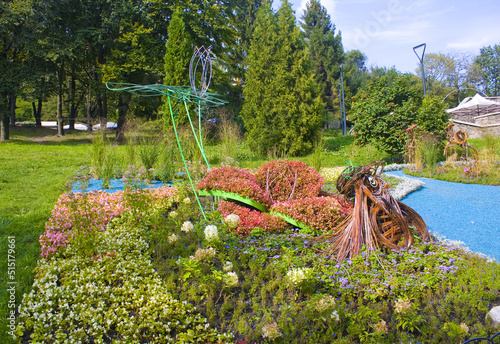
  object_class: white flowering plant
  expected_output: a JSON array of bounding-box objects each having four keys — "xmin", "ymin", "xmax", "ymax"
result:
[
  {"xmin": 204, "ymin": 225, "xmax": 219, "ymax": 242},
  {"xmin": 16, "ymin": 213, "xmax": 232, "ymax": 344}
]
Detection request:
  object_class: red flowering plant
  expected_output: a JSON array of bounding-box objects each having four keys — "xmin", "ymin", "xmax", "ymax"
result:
[
  {"xmin": 196, "ymin": 166, "xmax": 272, "ymax": 207},
  {"xmin": 254, "ymin": 160, "xmax": 324, "ymax": 203},
  {"xmin": 218, "ymin": 201, "xmax": 290, "ymax": 237},
  {"xmin": 270, "ymin": 196, "xmax": 353, "ymax": 235}
]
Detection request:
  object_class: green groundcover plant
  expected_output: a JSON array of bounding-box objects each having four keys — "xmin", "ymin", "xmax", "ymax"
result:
[{"xmin": 16, "ymin": 180, "xmax": 500, "ymax": 344}]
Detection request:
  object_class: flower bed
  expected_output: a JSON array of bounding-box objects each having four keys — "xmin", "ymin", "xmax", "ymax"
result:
[
  {"xmin": 18, "ymin": 173, "xmax": 500, "ymax": 344},
  {"xmin": 39, "ymin": 187, "xmax": 178, "ymax": 258},
  {"xmin": 17, "ymin": 212, "xmax": 232, "ymax": 343}
]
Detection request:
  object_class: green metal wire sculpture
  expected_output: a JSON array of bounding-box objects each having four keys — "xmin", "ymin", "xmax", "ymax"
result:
[{"xmin": 107, "ymin": 46, "xmax": 226, "ymax": 219}]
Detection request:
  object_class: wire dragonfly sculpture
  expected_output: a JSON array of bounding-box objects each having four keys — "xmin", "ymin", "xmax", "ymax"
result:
[{"xmin": 107, "ymin": 46, "xmax": 225, "ymax": 219}]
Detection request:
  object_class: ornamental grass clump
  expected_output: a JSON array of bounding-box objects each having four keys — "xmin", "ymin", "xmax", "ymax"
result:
[
  {"xmin": 254, "ymin": 159, "xmax": 324, "ymax": 203},
  {"xmin": 196, "ymin": 166, "xmax": 272, "ymax": 206}
]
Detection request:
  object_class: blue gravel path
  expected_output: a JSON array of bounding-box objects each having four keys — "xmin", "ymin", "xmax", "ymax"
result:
[
  {"xmin": 72, "ymin": 178, "xmax": 171, "ymax": 193},
  {"xmin": 386, "ymin": 170, "xmax": 500, "ymax": 261}
]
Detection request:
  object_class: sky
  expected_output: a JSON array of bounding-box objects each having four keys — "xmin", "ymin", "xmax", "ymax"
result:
[{"xmin": 274, "ymin": 0, "xmax": 500, "ymax": 74}]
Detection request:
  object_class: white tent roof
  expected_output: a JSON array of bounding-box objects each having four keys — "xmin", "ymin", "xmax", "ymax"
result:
[{"xmin": 446, "ymin": 93, "xmax": 500, "ymax": 116}]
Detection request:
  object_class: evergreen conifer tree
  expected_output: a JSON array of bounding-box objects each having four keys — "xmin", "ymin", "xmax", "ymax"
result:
[
  {"xmin": 163, "ymin": 9, "xmax": 194, "ymax": 128},
  {"xmin": 164, "ymin": 9, "xmax": 194, "ymax": 87},
  {"xmin": 242, "ymin": 0, "xmax": 323, "ymax": 156},
  {"xmin": 300, "ymin": 0, "xmax": 343, "ymax": 125}
]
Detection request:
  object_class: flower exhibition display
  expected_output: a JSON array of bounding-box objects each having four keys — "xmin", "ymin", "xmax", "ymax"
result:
[
  {"xmin": 196, "ymin": 159, "xmax": 429, "ymax": 262},
  {"xmin": 14, "ymin": 158, "xmax": 500, "ymax": 343}
]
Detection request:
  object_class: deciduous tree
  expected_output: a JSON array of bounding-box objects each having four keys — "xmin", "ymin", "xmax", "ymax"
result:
[{"xmin": 475, "ymin": 44, "xmax": 500, "ymax": 96}]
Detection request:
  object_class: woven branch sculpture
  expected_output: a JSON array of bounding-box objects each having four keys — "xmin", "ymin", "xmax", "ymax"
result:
[
  {"xmin": 318, "ymin": 161, "xmax": 431, "ymax": 262},
  {"xmin": 444, "ymin": 123, "xmax": 478, "ymax": 161}
]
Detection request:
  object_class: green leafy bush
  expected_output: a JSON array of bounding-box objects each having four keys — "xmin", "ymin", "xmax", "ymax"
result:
[
  {"xmin": 350, "ymin": 76, "xmax": 449, "ymax": 157},
  {"xmin": 350, "ymin": 74, "xmax": 421, "ymax": 155}
]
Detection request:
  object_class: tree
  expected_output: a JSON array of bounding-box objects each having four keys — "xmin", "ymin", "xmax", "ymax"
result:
[
  {"xmin": 164, "ymin": 10, "xmax": 194, "ymax": 88},
  {"xmin": 475, "ymin": 44, "xmax": 500, "ymax": 96},
  {"xmin": 241, "ymin": 0, "xmax": 323, "ymax": 156},
  {"xmin": 342, "ymin": 49, "xmax": 369, "ymax": 113},
  {"xmin": 350, "ymin": 74, "xmax": 423, "ymax": 155},
  {"xmin": 421, "ymin": 51, "xmax": 478, "ymax": 105},
  {"xmin": 300, "ymin": 0, "xmax": 343, "ymax": 125},
  {"xmin": 162, "ymin": 9, "xmax": 195, "ymax": 128},
  {"xmin": 0, "ymin": 0, "xmax": 33, "ymax": 140},
  {"xmin": 221, "ymin": 0, "xmax": 264, "ymax": 116}
]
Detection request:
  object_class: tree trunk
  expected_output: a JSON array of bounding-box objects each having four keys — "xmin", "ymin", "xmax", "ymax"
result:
[
  {"xmin": 116, "ymin": 93, "xmax": 131, "ymax": 142},
  {"xmin": 9, "ymin": 94, "xmax": 17, "ymax": 126},
  {"xmin": 57, "ymin": 93, "xmax": 64, "ymax": 136},
  {"xmin": 1, "ymin": 93, "xmax": 9, "ymax": 141},
  {"xmin": 68, "ymin": 77, "xmax": 76, "ymax": 130},
  {"xmin": 56, "ymin": 66, "xmax": 65, "ymax": 136},
  {"xmin": 33, "ymin": 98, "xmax": 43, "ymax": 127},
  {"xmin": 86, "ymin": 92, "xmax": 92, "ymax": 132},
  {"xmin": 100, "ymin": 91, "xmax": 108, "ymax": 131}
]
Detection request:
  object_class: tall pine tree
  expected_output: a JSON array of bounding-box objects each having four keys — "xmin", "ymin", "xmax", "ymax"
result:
[
  {"xmin": 300, "ymin": 0, "xmax": 344, "ymax": 126},
  {"xmin": 164, "ymin": 9, "xmax": 194, "ymax": 88},
  {"xmin": 163, "ymin": 9, "xmax": 194, "ymax": 128},
  {"xmin": 242, "ymin": 0, "xmax": 323, "ymax": 156}
]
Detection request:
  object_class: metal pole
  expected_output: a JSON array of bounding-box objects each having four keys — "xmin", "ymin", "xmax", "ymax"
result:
[
  {"xmin": 413, "ymin": 43, "xmax": 426, "ymax": 96},
  {"xmin": 340, "ymin": 64, "xmax": 347, "ymax": 135},
  {"xmin": 336, "ymin": 82, "xmax": 342, "ymax": 132}
]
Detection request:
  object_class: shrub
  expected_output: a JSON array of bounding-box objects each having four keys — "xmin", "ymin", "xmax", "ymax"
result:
[
  {"xmin": 254, "ymin": 160, "xmax": 324, "ymax": 203},
  {"xmin": 350, "ymin": 74, "xmax": 422, "ymax": 155}
]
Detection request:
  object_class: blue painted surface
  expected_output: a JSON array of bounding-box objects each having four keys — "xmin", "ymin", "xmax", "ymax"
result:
[
  {"xmin": 386, "ymin": 170, "xmax": 500, "ymax": 261},
  {"xmin": 72, "ymin": 178, "xmax": 173, "ymax": 194}
]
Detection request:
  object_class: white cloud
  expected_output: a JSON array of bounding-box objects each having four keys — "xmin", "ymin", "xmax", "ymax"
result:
[{"xmin": 446, "ymin": 40, "xmax": 490, "ymax": 50}]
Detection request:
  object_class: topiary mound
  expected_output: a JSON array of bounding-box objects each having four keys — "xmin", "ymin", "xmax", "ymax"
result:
[
  {"xmin": 197, "ymin": 160, "xmax": 350, "ymax": 237},
  {"xmin": 270, "ymin": 196, "xmax": 353, "ymax": 235},
  {"xmin": 196, "ymin": 166, "xmax": 272, "ymax": 209},
  {"xmin": 254, "ymin": 159, "xmax": 324, "ymax": 203}
]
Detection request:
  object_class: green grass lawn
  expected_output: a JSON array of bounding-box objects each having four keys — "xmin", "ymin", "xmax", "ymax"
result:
[{"xmin": 0, "ymin": 127, "xmax": 92, "ymax": 343}]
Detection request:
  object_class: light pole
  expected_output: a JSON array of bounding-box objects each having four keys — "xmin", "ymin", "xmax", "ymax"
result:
[
  {"xmin": 336, "ymin": 82, "xmax": 342, "ymax": 131},
  {"xmin": 413, "ymin": 43, "xmax": 426, "ymax": 96},
  {"xmin": 339, "ymin": 64, "xmax": 346, "ymax": 135}
]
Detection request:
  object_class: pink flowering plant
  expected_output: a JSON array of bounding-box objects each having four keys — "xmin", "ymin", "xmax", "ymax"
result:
[
  {"xmin": 270, "ymin": 196, "xmax": 353, "ymax": 235},
  {"xmin": 254, "ymin": 160, "xmax": 324, "ymax": 203},
  {"xmin": 196, "ymin": 166, "xmax": 272, "ymax": 206},
  {"xmin": 40, "ymin": 186, "xmax": 178, "ymax": 259}
]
